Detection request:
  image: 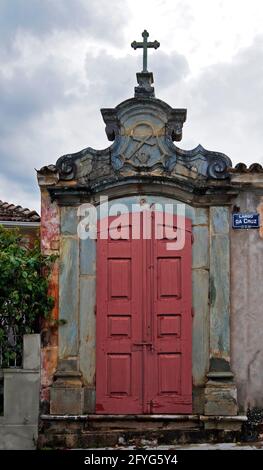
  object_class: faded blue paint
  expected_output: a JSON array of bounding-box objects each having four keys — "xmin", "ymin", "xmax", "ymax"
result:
[
  {"xmin": 59, "ymin": 237, "xmax": 79, "ymax": 357},
  {"xmin": 80, "ymin": 238, "xmax": 96, "ymax": 276},
  {"xmin": 211, "ymin": 207, "xmax": 229, "ymax": 234},
  {"xmin": 192, "ymin": 269, "xmax": 209, "ymax": 386},
  {"xmin": 61, "ymin": 207, "xmax": 78, "ymax": 235},
  {"xmin": 192, "ymin": 208, "xmax": 208, "ymax": 226},
  {"xmin": 79, "ymin": 277, "xmax": 96, "ymax": 385},
  {"xmin": 210, "ymin": 233, "xmax": 230, "ymax": 356},
  {"xmin": 192, "ymin": 226, "xmax": 209, "ymax": 269},
  {"xmin": 98, "ymin": 195, "xmax": 196, "ymax": 221}
]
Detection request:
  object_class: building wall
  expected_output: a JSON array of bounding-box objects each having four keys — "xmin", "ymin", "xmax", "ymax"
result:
[
  {"xmin": 57, "ymin": 195, "xmax": 226, "ymax": 414},
  {"xmin": 0, "ymin": 335, "xmax": 40, "ymax": 450},
  {"xmin": 231, "ymin": 189, "xmax": 263, "ymax": 411},
  {"xmin": 0, "ymin": 224, "xmax": 40, "ymax": 248},
  {"xmin": 40, "ymin": 189, "xmax": 60, "ymax": 412},
  {"xmin": 40, "ymin": 186, "xmax": 263, "ymax": 415}
]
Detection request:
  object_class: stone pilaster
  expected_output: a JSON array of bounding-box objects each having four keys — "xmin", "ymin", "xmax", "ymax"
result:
[
  {"xmin": 79, "ymin": 237, "xmax": 96, "ymax": 413},
  {"xmin": 204, "ymin": 206, "xmax": 237, "ymax": 416},
  {"xmin": 50, "ymin": 207, "xmax": 84, "ymax": 415}
]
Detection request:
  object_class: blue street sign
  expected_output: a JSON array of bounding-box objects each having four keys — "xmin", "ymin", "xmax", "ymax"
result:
[{"xmin": 232, "ymin": 213, "xmax": 260, "ymax": 229}]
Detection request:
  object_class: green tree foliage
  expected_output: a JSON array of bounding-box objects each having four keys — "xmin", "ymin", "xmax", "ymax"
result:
[{"xmin": 0, "ymin": 225, "xmax": 55, "ymax": 367}]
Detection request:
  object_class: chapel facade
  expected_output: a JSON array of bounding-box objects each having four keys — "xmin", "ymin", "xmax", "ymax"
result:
[{"xmin": 37, "ymin": 32, "xmax": 263, "ymax": 447}]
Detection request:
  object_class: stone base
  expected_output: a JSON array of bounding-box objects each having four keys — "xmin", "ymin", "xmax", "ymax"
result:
[
  {"xmin": 201, "ymin": 416, "xmax": 245, "ymax": 431},
  {"xmin": 38, "ymin": 414, "xmax": 247, "ymax": 449},
  {"xmin": 50, "ymin": 387, "xmax": 84, "ymax": 415},
  {"xmin": 204, "ymin": 379, "xmax": 238, "ymax": 416},
  {"xmin": 50, "ymin": 359, "xmax": 84, "ymax": 415}
]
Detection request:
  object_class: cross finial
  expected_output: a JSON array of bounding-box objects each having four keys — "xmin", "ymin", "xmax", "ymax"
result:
[{"xmin": 131, "ymin": 30, "xmax": 160, "ymax": 73}]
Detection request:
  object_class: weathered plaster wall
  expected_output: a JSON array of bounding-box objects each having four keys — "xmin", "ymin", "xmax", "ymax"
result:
[
  {"xmin": 231, "ymin": 190, "xmax": 263, "ymax": 411},
  {"xmin": 209, "ymin": 207, "xmax": 230, "ymax": 364},
  {"xmin": 40, "ymin": 185, "xmax": 245, "ymax": 416},
  {"xmin": 57, "ymin": 195, "xmax": 211, "ymax": 413},
  {"xmin": 192, "ymin": 208, "xmax": 210, "ymax": 413},
  {"xmin": 40, "ymin": 189, "xmax": 60, "ymax": 411},
  {"xmin": 0, "ymin": 335, "xmax": 40, "ymax": 450}
]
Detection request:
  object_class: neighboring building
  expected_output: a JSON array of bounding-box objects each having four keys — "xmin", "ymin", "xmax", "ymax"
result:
[
  {"xmin": 0, "ymin": 200, "xmax": 40, "ymax": 247},
  {"xmin": 37, "ymin": 32, "xmax": 263, "ymax": 447},
  {"xmin": 0, "ymin": 200, "xmax": 41, "ymax": 447}
]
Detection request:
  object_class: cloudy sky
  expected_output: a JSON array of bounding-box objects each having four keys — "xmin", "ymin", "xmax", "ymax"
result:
[{"xmin": 1, "ymin": 0, "xmax": 263, "ymax": 212}]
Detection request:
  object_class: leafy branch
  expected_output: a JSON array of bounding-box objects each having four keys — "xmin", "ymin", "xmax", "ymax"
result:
[{"xmin": 0, "ymin": 225, "xmax": 56, "ymax": 367}]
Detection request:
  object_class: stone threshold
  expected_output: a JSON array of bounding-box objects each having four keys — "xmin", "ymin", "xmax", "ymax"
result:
[
  {"xmin": 39, "ymin": 414, "xmax": 248, "ymax": 448},
  {"xmin": 40, "ymin": 414, "xmax": 247, "ymax": 431},
  {"xmin": 41, "ymin": 414, "xmax": 247, "ymax": 422}
]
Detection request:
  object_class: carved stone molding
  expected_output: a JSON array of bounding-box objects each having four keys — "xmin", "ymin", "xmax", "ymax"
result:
[
  {"xmin": 38, "ymin": 89, "xmax": 233, "ymax": 195},
  {"xmin": 167, "ymin": 109, "xmax": 187, "ymax": 142},
  {"xmin": 101, "ymin": 108, "xmax": 120, "ymax": 142},
  {"xmin": 175, "ymin": 144, "xmax": 232, "ymax": 180}
]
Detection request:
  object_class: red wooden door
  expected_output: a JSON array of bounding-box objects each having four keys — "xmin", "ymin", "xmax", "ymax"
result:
[
  {"xmin": 96, "ymin": 214, "xmax": 142, "ymax": 413},
  {"xmin": 96, "ymin": 212, "xmax": 192, "ymax": 414},
  {"xmin": 147, "ymin": 213, "xmax": 192, "ymax": 413}
]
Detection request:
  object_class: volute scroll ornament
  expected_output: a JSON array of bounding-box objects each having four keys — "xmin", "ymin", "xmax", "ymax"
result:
[
  {"xmin": 207, "ymin": 155, "xmax": 231, "ymax": 180},
  {"xmin": 56, "ymin": 154, "xmax": 76, "ymax": 181}
]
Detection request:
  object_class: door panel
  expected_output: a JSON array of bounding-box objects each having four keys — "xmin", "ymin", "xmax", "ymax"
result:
[
  {"xmin": 147, "ymin": 215, "xmax": 192, "ymax": 413},
  {"xmin": 96, "ymin": 212, "xmax": 192, "ymax": 414},
  {"xmin": 96, "ymin": 215, "xmax": 142, "ymax": 413}
]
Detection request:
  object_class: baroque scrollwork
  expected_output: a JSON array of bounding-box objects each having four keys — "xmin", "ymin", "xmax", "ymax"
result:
[
  {"xmin": 207, "ymin": 156, "xmax": 230, "ymax": 179},
  {"xmin": 56, "ymin": 150, "xmax": 94, "ymax": 182},
  {"xmin": 53, "ymin": 87, "xmax": 232, "ymax": 185},
  {"xmin": 175, "ymin": 144, "xmax": 232, "ymax": 180},
  {"xmin": 56, "ymin": 155, "xmax": 76, "ymax": 181}
]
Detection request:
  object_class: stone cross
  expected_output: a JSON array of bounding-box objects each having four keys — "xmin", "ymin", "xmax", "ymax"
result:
[{"xmin": 131, "ymin": 30, "xmax": 160, "ymax": 73}]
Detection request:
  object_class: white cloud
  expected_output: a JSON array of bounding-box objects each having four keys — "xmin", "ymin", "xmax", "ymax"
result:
[
  {"xmin": 126, "ymin": 0, "xmax": 263, "ymax": 74},
  {"xmin": 1, "ymin": 0, "xmax": 263, "ymax": 211}
]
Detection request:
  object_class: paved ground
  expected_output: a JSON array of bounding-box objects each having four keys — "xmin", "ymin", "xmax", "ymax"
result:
[{"xmin": 88, "ymin": 442, "xmax": 263, "ymax": 450}]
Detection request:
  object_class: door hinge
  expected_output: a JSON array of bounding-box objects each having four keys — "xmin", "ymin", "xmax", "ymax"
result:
[
  {"xmin": 191, "ymin": 233, "xmax": 194, "ymax": 244},
  {"xmin": 191, "ymin": 307, "xmax": 195, "ymax": 318}
]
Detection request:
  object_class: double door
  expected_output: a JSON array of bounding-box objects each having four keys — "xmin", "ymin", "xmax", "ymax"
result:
[{"xmin": 96, "ymin": 212, "xmax": 192, "ymax": 414}]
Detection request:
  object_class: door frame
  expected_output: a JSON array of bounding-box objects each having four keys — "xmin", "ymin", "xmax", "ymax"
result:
[{"xmin": 95, "ymin": 209, "xmax": 193, "ymax": 414}]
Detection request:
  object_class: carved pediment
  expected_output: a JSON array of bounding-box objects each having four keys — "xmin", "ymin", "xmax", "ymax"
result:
[
  {"xmin": 50, "ymin": 93, "xmax": 231, "ymax": 187},
  {"xmin": 38, "ymin": 70, "xmax": 232, "ymax": 201}
]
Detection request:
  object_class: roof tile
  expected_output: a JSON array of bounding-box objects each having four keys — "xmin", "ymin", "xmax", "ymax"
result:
[{"xmin": 0, "ymin": 200, "xmax": 40, "ymax": 222}]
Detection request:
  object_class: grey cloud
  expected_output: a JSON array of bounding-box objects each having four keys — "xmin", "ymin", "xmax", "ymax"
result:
[
  {"xmin": 0, "ymin": 172, "xmax": 39, "ymax": 212},
  {"xmin": 178, "ymin": 35, "xmax": 263, "ymax": 164},
  {"xmin": 83, "ymin": 37, "xmax": 263, "ymax": 165},
  {"xmin": 84, "ymin": 49, "xmax": 189, "ymax": 104},
  {"xmin": 0, "ymin": 58, "xmax": 77, "ymax": 136},
  {"xmin": 0, "ymin": 57, "xmax": 78, "ymax": 205},
  {"xmin": 191, "ymin": 37, "xmax": 263, "ymax": 113},
  {"xmin": 0, "ymin": 47, "xmax": 189, "ymax": 210},
  {"xmin": 150, "ymin": 51, "xmax": 190, "ymax": 89},
  {"xmin": 2, "ymin": 30, "xmax": 263, "ymax": 213},
  {"xmin": 0, "ymin": 0, "xmax": 128, "ymax": 53}
]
